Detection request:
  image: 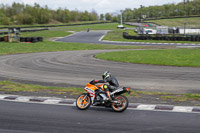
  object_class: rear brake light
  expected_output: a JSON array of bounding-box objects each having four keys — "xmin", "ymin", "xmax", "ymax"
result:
[{"xmin": 126, "ymin": 88, "xmax": 130, "ymax": 92}]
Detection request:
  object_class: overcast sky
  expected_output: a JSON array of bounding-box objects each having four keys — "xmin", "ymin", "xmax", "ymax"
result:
[{"xmin": 0, "ymin": 0, "xmax": 184, "ymax": 14}]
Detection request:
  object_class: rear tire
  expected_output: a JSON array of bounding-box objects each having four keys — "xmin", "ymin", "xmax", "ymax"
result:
[
  {"xmin": 111, "ymin": 95, "xmax": 128, "ymax": 112},
  {"xmin": 76, "ymin": 94, "xmax": 91, "ymax": 110}
]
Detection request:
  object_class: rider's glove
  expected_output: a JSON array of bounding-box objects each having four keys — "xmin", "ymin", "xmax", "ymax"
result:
[{"xmin": 89, "ymin": 80, "xmax": 96, "ymax": 85}]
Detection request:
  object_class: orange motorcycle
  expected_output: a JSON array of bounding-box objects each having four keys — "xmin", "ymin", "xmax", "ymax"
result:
[{"xmin": 76, "ymin": 80, "xmax": 131, "ymax": 112}]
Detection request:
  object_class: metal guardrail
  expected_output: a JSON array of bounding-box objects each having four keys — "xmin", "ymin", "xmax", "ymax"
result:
[
  {"xmin": 0, "ymin": 28, "xmax": 49, "ymax": 35},
  {"xmin": 0, "ymin": 22, "xmax": 110, "ymax": 29}
]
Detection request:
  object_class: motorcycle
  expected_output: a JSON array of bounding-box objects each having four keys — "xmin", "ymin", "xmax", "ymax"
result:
[{"xmin": 76, "ymin": 80, "xmax": 131, "ymax": 112}]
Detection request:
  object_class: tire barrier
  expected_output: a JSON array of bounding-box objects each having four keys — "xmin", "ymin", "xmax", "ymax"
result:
[
  {"xmin": 22, "ymin": 37, "xmax": 43, "ymax": 43},
  {"xmin": 0, "ymin": 37, "xmax": 43, "ymax": 43},
  {"xmin": 0, "ymin": 37, "xmax": 4, "ymax": 42},
  {"xmin": 123, "ymin": 32, "xmax": 200, "ymax": 42},
  {"xmin": 37, "ymin": 37, "xmax": 43, "ymax": 42},
  {"xmin": 25, "ymin": 37, "xmax": 32, "ymax": 42},
  {"xmin": 20, "ymin": 37, "xmax": 26, "ymax": 42},
  {"xmin": 0, "ymin": 32, "xmax": 8, "ymax": 35}
]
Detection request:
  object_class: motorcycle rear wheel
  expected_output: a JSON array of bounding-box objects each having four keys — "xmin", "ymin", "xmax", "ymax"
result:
[
  {"xmin": 111, "ymin": 95, "xmax": 128, "ymax": 112},
  {"xmin": 76, "ymin": 94, "xmax": 91, "ymax": 110}
]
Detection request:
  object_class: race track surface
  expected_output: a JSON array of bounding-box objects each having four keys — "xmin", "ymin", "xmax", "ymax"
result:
[
  {"xmin": 56, "ymin": 30, "xmax": 200, "ymax": 47},
  {"xmin": 0, "ymin": 50, "xmax": 199, "ymax": 93},
  {"xmin": 0, "ymin": 101, "xmax": 200, "ymax": 133}
]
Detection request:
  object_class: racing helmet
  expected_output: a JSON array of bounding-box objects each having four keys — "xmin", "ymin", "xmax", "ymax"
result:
[{"xmin": 102, "ymin": 71, "xmax": 111, "ymax": 80}]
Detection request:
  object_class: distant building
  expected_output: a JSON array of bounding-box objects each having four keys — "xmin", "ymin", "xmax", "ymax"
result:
[
  {"xmin": 179, "ymin": 28, "xmax": 200, "ymax": 34},
  {"xmin": 136, "ymin": 25, "xmax": 200, "ymax": 35},
  {"xmin": 156, "ymin": 26, "xmax": 169, "ymax": 34}
]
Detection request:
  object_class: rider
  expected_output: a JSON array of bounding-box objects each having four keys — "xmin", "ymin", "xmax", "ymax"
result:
[{"xmin": 93, "ymin": 71, "xmax": 119, "ymax": 100}]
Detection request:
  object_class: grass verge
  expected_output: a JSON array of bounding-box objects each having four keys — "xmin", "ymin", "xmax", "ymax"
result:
[
  {"xmin": 0, "ymin": 81, "xmax": 84, "ymax": 96},
  {"xmin": 1, "ymin": 81, "xmax": 200, "ymax": 104},
  {"xmin": 0, "ymin": 40, "xmax": 146, "ymax": 55},
  {"xmin": 55, "ymin": 23, "xmax": 120, "ymax": 31},
  {"xmin": 131, "ymin": 90, "xmax": 200, "ymax": 102},
  {"xmin": 96, "ymin": 48, "xmax": 200, "ymax": 67},
  {"xmin": 54, "ymin": 23, "xmax": 136, "ymax": 32},
  {"xmin": 145, "ymin": 17, "xmax": 200, "ymax": 28},
  {"xmin": 0, "ymin": 23, "xmax": 172, "ymax": 55},
  {"xmin": 0, "ymin": 25, "xmax": 147, "ymax": 55}
]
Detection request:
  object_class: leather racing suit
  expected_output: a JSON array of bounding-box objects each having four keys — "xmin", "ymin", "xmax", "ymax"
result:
[{"xmin": 95, "ymin": 76, "xmax": 119, "ymax": 100}]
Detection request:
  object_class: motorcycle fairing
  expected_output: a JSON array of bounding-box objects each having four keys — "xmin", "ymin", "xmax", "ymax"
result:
[{"xmin": 84, "ymin": 83, "xmax": 98, "ymax": 104}]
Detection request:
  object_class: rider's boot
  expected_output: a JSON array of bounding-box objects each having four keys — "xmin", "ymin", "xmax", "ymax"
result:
[{"xmin": 106, "ymin": 91, "xmax": 111, "ymax": 101}]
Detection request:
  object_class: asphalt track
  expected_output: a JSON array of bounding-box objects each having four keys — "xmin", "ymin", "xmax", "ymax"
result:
[
  {"xmin": 1, "ymin": 100, "xmax": 200, "ymax": 133},
  {"xmin": 56, "ymin": 30, "xmax": 200, "ymax": 47},
  {"xmin": 1, "ymin": 30, "xmax": 200, "ymax": 133},
  {"xmin": 0, "ymin": 50, "xmax": 200, "ymax": 93},
  {"xmin": 0, "ymin": 30, "xmax": 199, "ymax": 93}
]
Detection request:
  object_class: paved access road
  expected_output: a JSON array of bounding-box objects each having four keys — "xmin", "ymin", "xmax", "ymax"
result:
[
  {"xmin": 56, "ymin": 30, "xmax": 200, "ymax": 47},
  {"xmin": 56, "ymin": 31, "xmax": 109, "ymax": 44},
  {"xmin": 0, "ymin": 50, "xmax": 200, "ymax": 93},
  {"xmin": 0, "ymin": 100, "xmax": 200, "ymax": 133}
]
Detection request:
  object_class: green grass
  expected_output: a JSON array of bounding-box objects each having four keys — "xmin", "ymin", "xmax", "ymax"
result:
[
  {"xmin": 96, "ymin": 49, "xmax": 200, "ymax": 67},
  {"xmin": 1, "ymin": 23, "xmax": 200, "ymax": 102},
  {"xmin": 131, "ymin": 90, "xmax": 200, "ymax": 103},
  {"xmin": 1, "ymin": 80, "xmax": 200, "ymax": 103},
  {"xmin": 20, "ymin": 30, "xmax": 72, "ymax": 40},
  {"xmin": 0, "ymin": 81, "xmax": 84, "ymax": 95},
  {"xmin": 160, "ymin": 94, "xmax": 200, "ymax": 102},
  {"xmin": 103, "ymin": 30, "xmax": 137, "ymax": 41},
  {"xmin": 0, "ymin": 25, "xmax": 147, "ymax": 55},
  {"xmin": 0, "ymin": 41, "xmax": 145, "ymax": 55},
  {"xmin": 145, "ymin": 17, "xmax": 200, "ymax": 28},
  {"xmin": 55, "ymin": 23, "xmax": 135, "ymax": 31}
]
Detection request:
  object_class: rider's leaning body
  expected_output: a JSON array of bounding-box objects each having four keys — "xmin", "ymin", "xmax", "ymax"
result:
[{"xmin": 94, "ymin": 71, "xmax": 119, "ymax": 100}]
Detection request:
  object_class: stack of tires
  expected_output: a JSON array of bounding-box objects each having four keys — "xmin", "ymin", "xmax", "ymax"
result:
[
  {"xmin": 123, "ymin": 32, "xmax": 200, "ymax": 42},
  {"xmin": 0, "ymin": 37, "xmax": 4, "ymax": 42},
  {"xmin": 20, "ymin": 37, "xmax": 43, "ymax": 43}
]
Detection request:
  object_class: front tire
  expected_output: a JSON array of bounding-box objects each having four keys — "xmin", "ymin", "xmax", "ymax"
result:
[
  {"xmin": 111, "ymin": 95, "xmax": 128, "ymax": 112},
  {"xmin": 76, "ymin": 94, "xmax": 91, "ymax": 110}
]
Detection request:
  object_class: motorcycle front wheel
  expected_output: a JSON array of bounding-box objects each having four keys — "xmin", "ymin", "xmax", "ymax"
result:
[
  {"xmin": 111, "ymin": 95, "xmax": 128, "ymax": 112},
  {"xmin": 76, "ymin": 93, "xmax": 91, "ymax": 110}
]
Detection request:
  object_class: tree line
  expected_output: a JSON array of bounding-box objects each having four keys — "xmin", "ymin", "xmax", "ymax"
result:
[
  {"xmin": 1, "ymin": 0, "xmax": 200, "ymax": 25},
  {"xmin": 0, "ymin": 3, "xmax": 102, "ymax": 25},
  {"xmin": 123, "ymin": 0, "xmax": 200, "ymax": 21},
  {"xmin": 0, "ymin": 2, "xmax": 122, "ymax": 25}
]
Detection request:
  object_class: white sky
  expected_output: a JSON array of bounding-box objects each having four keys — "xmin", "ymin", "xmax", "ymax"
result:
[{"xmin": 0, "ymin": 0, "xmax": 184, "ymax": 14}]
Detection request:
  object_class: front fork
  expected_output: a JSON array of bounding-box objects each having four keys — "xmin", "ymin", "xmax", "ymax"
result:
[{"xmin": 82, "ymin": 94, "xmax": 88, "ymax": 101}]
